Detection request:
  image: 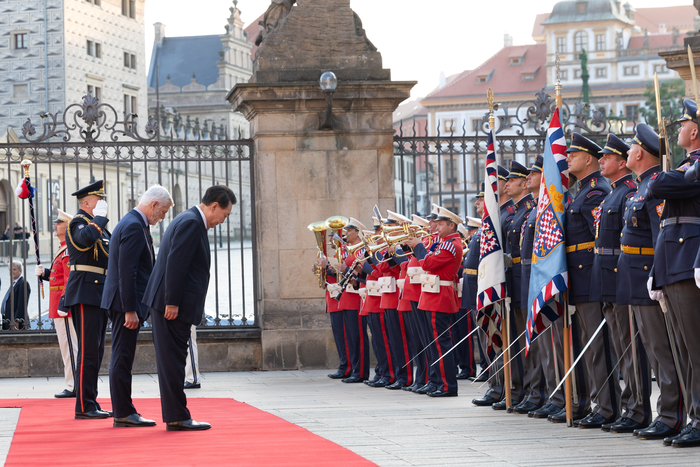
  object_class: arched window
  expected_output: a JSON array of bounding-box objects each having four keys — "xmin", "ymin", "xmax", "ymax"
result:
[{"xmin": 574, "ymin": 31, "xmax": 588, "ymax": 53}]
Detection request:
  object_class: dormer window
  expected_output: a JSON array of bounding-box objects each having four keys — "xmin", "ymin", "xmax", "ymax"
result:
[
  {"xmin": 522, "ymin": 73, "xmax": 535, "ymax": 81},
  {"xmin": 477, "ymin": 76, "xmax": 488, "ymax": 84},
  {"xmin": 510, "ymin": 57, "xmax": 522, "ymax": 65},
  {"xmin": 577, "ymin": 1, "xmax": 587, "ymax": 14}
]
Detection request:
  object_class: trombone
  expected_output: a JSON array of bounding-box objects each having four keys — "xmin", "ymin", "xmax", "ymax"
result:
[{"xmin": 307, "ymin": 221, "xmax": 328, "ymax": 289}]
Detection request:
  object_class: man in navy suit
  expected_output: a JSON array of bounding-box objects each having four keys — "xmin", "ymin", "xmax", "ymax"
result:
[
  {"xmin": 143, "ymin": 185, "xmax": 236, "ymax": 431},
  {"xmin": 102, "ymin": 185, "xmax": 173, "ymax": 428},
  {"xmin": 1, "ymin": 261, "xmax": 29, "ymax": 330}
]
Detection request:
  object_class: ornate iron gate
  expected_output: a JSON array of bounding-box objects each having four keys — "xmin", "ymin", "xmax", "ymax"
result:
[{"xmin": 0, "ymin": 94, "xmax": 257, "ymax": 333}]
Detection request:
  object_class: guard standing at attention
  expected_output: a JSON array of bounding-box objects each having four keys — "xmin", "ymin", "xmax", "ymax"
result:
[
  {"xmin": 590, "ymin": 134, "xmax": 644, "ymax": 433},
  {"xmin": 619, "ymin": 123, "xmax": 686, "ymax": 442},
  {"xmin": 63, "ymin": 180, "xmax": 111, "ymax": 419}
]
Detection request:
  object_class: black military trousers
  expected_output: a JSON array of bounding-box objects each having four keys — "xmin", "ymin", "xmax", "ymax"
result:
[
  {"xmin": 109, "ymin": 310, "xmax": 142, "ymax": 419},
  {"xmin": 453, "ymin": 309, "xmax": 476, "ymax": 376},
  {"xmin": 329, "ymin": 311, "xmax": 351, "ymax": 377},
  {"xmin": 151, "ymin": 308, "xmax": 193, "ymax": 423},
  {"xmin": 428, "ymin": 311, "xmax": 458, "ymax": 393},
  {"xmin": 343, "ymin": 310, "xmax": 370, "ymax": 380},
  {"xmin": 384, "ymin": 309, "xmax": 414, "ymax": 386},
  {"xmin": 406, "ymin": 302, "xmax": 429, "ymax": 387},
  {"xmin": 71, "ymin": 304, "xmax": 108, "ymax": 414}
]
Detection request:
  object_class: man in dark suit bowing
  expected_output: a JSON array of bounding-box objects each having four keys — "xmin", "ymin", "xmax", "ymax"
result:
[
  {"xmin": 102, "ymin": 185, "xmax": 173, "ymax": 428},
  {"xmin": 143, "ymin": 185, "xmax": 236, "ymax": 431},
  {"xmin": 1, "ymin": 260, "xmax": 29, "ymax": 330}
]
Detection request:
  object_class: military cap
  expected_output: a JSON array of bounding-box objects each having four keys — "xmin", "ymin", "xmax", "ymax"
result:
[
  {"xmin": 476, "ymin": 182, "xmax": 485, "ymax": 198},
  {"xmin": 426, "ymin": 203, "xmax": 440, "ymax": 220},
  {"xmin": 457, "ymin": 223, "xmax": 468, "ymax": 238},
  {"xmin": 679, "ymin": 98, "xmax": 698, "ymax": 123},
  {"xmin": 528, "ymin": 154, "xmax": 543, "ymax": 173},
  {"xmin": 435, "ymin": 206, "xmax": 462, "ymax": 225},
  {"xmin": 466, "ymin": 216, "xmax": 482, "ymax": 229},
  {"xmin": 54, "ymin": 209, "xmax": 73, "ymax": 224},
  {"xmin": 630, "ymin": 123, "xmax": 660, "ymax": 158},
  {"xmin": 411, "ymin": 214, "xmax": 430, "ymax": 228},
  {"xmin": 346, "ymin": 217, "xmax": 367, "ymax": 232},
  {"xmin": 507, "ymin": 160, "xmax": 528, "ymax": 179},
  {"xmin": 387, "ymin": 210, "xmax": 411, "ymax": 223},
  {"xmin": 372, "ymin": 217, "xmax": 381, "ymax": 230},
  {"xmin": 600, "ymin": 133, "xmax": 630, "ymax": 158},
  {"xmin": 72, "ymin": 180, "xmax": 106, "ymax": 199},
  {"xmin": 566, "ymin": 132, "xmax": 603, "ymax": 159},
  {"xmin": 498, "ymin": 165, "xmax": 510, "ymax": 181}
]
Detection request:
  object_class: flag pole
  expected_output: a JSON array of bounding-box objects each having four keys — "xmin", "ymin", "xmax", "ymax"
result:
[
  {"xmin": 487, "ymin": 88, "xmax": 511, "ymax": 408},
  {"xmin": 554, "ymin": 51, "xmax": 573, "ymax": 427}
]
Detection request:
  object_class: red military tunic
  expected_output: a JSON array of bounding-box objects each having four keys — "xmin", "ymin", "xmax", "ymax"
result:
[
  {"xmin": 417, "ymin": 233, "xmax": 463, "ymax": 314},
  {"xmin": 397, "ymin": 261, "xmax": 412, "ymax": 312},
  {"xmin": 401, "ymin": 236, "xmax": 433, "ymax": 304},
  {"xmin": 375, "ymin": 259, "xmax": 401, "ymax": 310},
  {"xmin": 361, "ymin": 266, "xmax": 383, "ymax": 314},
  {"xmin": 48, "ymin": 241, "xmax": 71, "ymax": 319}
]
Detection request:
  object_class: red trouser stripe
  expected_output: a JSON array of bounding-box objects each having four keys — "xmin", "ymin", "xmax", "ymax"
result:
[
  {"xmin": 398, "ymin": 311, "xmax": 412, "ymax": 385},
  {"xmin": 342, "ymin": 316, "xmax": 351, "ymax": 375},
  {"xmin": 380, "ymin": 313, "xmax": 394, "ymax": 382},
  {"xmin": 433, "ymin": 312, "xmax": 448, "ymax": 392},
  {"xmin": 358, "ymin": 314, "xmax": 365, "ymax": 376},
  {"xmin": 79, "ymin": 304, "xmax": 85, "ymax": 413}
]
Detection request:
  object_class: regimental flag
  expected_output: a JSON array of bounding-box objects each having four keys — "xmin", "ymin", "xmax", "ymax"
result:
[
  {"xmin": 526, "ymin": 108, "xmax": 570, "ymax": 350},
  {"xmin": 477, "ymin": 130, "xmax": 506, "ymax": 310},
  {"xmin": 476, "ymin": 304, "xmax": 503, "ymax": 357}
]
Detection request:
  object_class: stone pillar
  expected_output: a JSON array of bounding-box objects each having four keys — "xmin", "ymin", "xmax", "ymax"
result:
[
  {"xmin": 227, "ymin": 0, "xmax": 414, "ymax": 370},
  {"xmin": 660, "ymin": 35, "xmax": 700, "ymax": 99}
]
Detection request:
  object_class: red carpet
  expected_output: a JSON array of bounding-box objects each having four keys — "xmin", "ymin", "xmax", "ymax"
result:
[{"xmin": 1, "ymin": 398, "xmax": 376, "ymax": 466}]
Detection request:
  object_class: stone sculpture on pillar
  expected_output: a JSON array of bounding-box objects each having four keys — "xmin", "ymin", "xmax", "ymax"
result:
[{"xmin": 254, "ymin": 0, "xmax": 297, "ymax": 46}]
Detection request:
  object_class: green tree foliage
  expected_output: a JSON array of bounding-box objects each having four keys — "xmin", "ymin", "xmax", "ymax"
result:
[{"xmin": 639, "ymin": 79, "xmax": 686, "ymax": 166}]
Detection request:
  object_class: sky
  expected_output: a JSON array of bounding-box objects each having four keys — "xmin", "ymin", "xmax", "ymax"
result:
[{"xmin": 144, "ymin": 0, "xmax": 692, "ymax": 99}]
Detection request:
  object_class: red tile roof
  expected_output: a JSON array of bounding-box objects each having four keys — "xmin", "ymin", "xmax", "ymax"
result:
[
  {"xmin": 531, "ymin": 13, "xmax": 550, "ymax": 40},
  {"xmin": 633, "ymin": 5, "xmax": 697, "ymax": 33},
  {"xmin": 628, "ymin": 32, "xmax": 689, "ymax": 50},
  {"xmin": 424, "ymin": 43, "xmax": 547, "ymax": 101},
  {"xmin": 244, "ymin": 13, "xmax": 264, "ymax": 59}
]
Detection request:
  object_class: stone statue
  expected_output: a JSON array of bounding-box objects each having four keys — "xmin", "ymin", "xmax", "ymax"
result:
[
  {"xmin": 615, "ymin": 30, "xmax": 623, "ymax": 50},
  {"xmin": 353, "ymin": 12, "xmax": 377, "ymax": 52},
  {"xmin": 254, "ymin": 0, "xmax": 296, "ymax": 46},
  {"xmin": 643, "ymin": 28, "xmax": 649, "ymax": 49},
  {"xmin": 673, "ymin": 26, "xmax": 680, "ymax": 45},
  {"xmin": 694, "ymin": 0, "xmax": 700, "ymax": 16}
]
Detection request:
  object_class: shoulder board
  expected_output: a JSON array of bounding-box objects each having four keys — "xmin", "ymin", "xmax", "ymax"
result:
[
  {"xmin": 677, "ymin": 162, "xmax": 692, "ymax": 173},
  {"xmin": 506, "ymin": 205, "xmax": 515, "ymax": 214},
  {"xmin": 587, "ymin": 190, "xmax": 604, "ymax": 198},
  {"xmin": 624, "ymin": 180, "xmax": 637, "ymax": 190},
  {"xmin": 589, "ymin": 178, "xmax": 598, "ymax": 188}
]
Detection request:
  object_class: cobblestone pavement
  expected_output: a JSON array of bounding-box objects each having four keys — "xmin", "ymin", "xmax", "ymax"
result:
[{"xmin": 1, "ymin": 369, "xmax": 698, "ymax": 466}]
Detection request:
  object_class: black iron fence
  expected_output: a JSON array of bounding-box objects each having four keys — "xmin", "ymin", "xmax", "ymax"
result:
[
  {"xmin": 393, "ymin": 88, "xmax": 680, "ymax": 219},
  {"xmin": 0, "ymin": 94, "xmax": 257, "ymax": 333}
]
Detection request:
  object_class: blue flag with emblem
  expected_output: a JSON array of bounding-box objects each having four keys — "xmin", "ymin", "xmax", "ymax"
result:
[{"xmin": 526, "ymin": 108, "xmax": 570, "ymax": 350}]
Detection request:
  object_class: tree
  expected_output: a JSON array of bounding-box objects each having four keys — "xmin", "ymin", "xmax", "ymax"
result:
[{"xmin": 639, "ymin": 79, "xmax": 685, "ymax": 166}]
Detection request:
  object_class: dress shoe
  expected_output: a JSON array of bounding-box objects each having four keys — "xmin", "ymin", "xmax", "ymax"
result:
[
  {"xmin": 184, "ymin": 381, "xmax": 201, "ymax": 389},
  {"xmin": 472, "ymin": 395, "xmax": 499, "ymax": 407},
  {"xmin": 385, "ymin": 381, "xmax": 405, "ymax": 390},
  {"xmin": 492, "ymin": 399, "xmax": 507, "ymax": 411},
  {"xmin": 166, "ymin": 419, "xmax": 211, "ymax": 431},
  {"xmin": 415, "ymin": 383, "xmax": 437, "ymax": 395},
  {"xmin": 365, "ymin": 375, "xmax": 381, "ymax": 384},
  {"xmin": 634, "ymin": 421, "xmax": 655, "ymax": 437},
  {"xmin": 402, "ymin": 383, "xmax": 418, "ymax": 391},
  {"xmin": 672, "ymin": 427, "xmax": 700, "ymax": 448},
  {"xmin": 341, "ymin": 376, "xmax": 364, "ymax": 383},
  {"xmin": 455, "ymin": 370, "xmax": 473, "ymax": 380},
  {"xmin": 513, "ymin": 401, "xmax": 540, "ymax": 415},
  {"xmin": 75, "ymin": 410, "xmax": 111, "ymax": 420},
  {"xmin": 664, "ymin": 425, "xmax": 692, "ymax": 446},
  {"xmin": 638, "ymin": 421, "xmax": 680, "ymax": 440},
  {"xmin": 529, "ymin": 404, "xmax": 561, "ymax": 419},
  {"xmin": 610, "ymin": 417, "xmax": 645, "ymax": 434},
  {"xmin": 113, "ymin": 413, "xmax": 157, "ymax": 427},
  {"xmin": 328, "ymin": 372, "xmax": 348, "ymax": 379},
  {"xmin": 367, "ymin": 378, "xmax": 390, "ymax": 388},
  {"xmin": 578, "ymin": 413, "xmax": 612, "ymax": 429},
  {"xmin": 469, "ymin": 372, "xmax": 488, "ymax": 383},
  {"xmin": 601, "ymin": 416, "xmax": 626, "ymax": 432},
  {"xmin": 548, "ymin": 408, "xmax": 587, "ymax": 424},
  {"xmin": 54, "ymin": 389, "xmax": 76, "ymax": 399},
  {"xmin": 427, "ymin": 389, "xmax": 458, "ymax": 397}
]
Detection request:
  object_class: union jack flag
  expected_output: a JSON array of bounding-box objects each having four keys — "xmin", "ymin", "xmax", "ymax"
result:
[
  {"xmin": 526, "ymin": 108, "xmax": 570, "ymax": 350},
  {"xmin": 477, "ymin": 130, "xmax": 506, "ymax": 310}
]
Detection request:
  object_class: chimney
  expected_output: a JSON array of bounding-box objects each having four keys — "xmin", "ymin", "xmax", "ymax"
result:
[
  {"xmin": 504, "ymin": 33, "xmax": 513, "ymax": 48},
  {"xmin": 439, "ymin": 71, "xmax": 447, "ymax": 89},
  {"xmin": 154, "ymin": 22, "xmax": 166, "ymax": 46}
]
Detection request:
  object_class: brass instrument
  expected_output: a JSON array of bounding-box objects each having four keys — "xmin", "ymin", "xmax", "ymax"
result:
[
  {"xmin": 325, "ymin": 215, "xmax": 349, "ymax": 264},
  {"xmin": 307, "ymin": 221, "xmax": 328, "ymax": 289}
]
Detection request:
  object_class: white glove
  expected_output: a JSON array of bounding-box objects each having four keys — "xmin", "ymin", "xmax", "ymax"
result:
[
  {"xmin": 647, "ymin": 277, "xmax": 663, "ymax": 302},
  {"xmin": 34, "ymin": 265, "xmax": 44, "ymax": 277},
  {"xmin": 93, "ymin": 199, "xmax": 108, "ymax": 217},
  {"xmin": 57, "ymin": 310, "xmax": 68, "ymax": 317},
  {"xmin": 695, "ymin": 268, "xmax": 700, "ymax": 289}
]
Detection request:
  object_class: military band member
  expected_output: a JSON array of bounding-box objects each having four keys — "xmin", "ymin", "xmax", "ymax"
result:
[
  {"xmin": 406, "ymin": 206, "xmax": 463, "ymax": 397},
  {"xmin": 504, "ymin": 160, "xmax": 540, "ymax": 414},
  {"xmin": 35, "ymin": 209, "xmax": 77, "ymax": 399},
  {"xmin": 591, "ymin": 134, "xmax": 646, "ymax": 433},
  {"xmin": 319, "ymin": 251, "xmax": 351, "ymax": 380},
  {"xmin": 63, "ymin": 180, "xmax": 111, "ymax": 419},
  {"xmin": 620, "ymin": 124, "xmax": 685, "ymax": 441},
  {"xmin": 454, "ymin": 220, "xmax": 479, "ymax": 380},
  {"xmin": 560, "ymin": 133, "xmax": 620, "ymax": 427},
  {"xmin": 647, "ymin": 102, "xmax": 700, "ymax": 447}
]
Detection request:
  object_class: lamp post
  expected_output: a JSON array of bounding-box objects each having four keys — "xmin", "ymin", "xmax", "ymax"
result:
[{"xmin": 319, "ymin": 71, "xmax": 337, "ymax": 130}]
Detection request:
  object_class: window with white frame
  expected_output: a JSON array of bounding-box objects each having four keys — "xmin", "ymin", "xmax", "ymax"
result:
[
  {"xmin": 560, "ymin": 69, "xmax": 568, "ymax": 80},
  {"xmin": 556, "ymin": 37, "xmax": 566, "ymax": 54},
  {"xmin": 595, "ymin": 34, "xmax": 605, "ymax": 51},
  {"xmin": 123, "ymin": 52, "xmax": 136, "ymax": 70},
  {"xmin": 122, "ymin": 0, "xmax": 135, "ymax": 18},
  {"xmin": 471, "ymin": 118, "xmax": 482, "ymax": 133},
  {"xmin": 443, "ymin": 119, "xmax": 457, "ymax": 133},
  {"xmin": 12, "ymin": 32, "xmax": 28, "ymax": 50},
  {"xmin": 86, "ymin": 40, "xmax": 101, "ymax": 58},
  {"xmin": 654, "ymin": 64, "xmax": 668, "ymax": 74},
  {"xmin": 574, "ymin": 31, "xmax": 588, "ymax": 53},
  {"xmin": 87, "ymin": 84, "xmax": 102, "ymax": 101},
  {"xmin": 444, "ymin": 158, "xmax": 460, "ymax": 184},
  {"xmin": 123, "ymin": 93, "xmax": 137, "ymax": 116},
  {"xmin": 623, "ymin": 65, "xmax": 639, "ymax": 76},
  {"xmin": 574, "ymin": 69, "xmax": 582, "ymax": 79},
  {"xmin": 596, "ymin": 67, "xmax": 607, "ymax": 78}
]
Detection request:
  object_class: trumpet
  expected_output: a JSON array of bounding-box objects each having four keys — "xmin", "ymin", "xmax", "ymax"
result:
[{"xmin": 307, "ymin": 221, "xmax": 328, "ymax": 289}]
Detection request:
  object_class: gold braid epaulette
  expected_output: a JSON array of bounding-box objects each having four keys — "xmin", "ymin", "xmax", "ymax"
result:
[{"xmin": 67, "ymin": 214, "xmax": 109, "ymax": 260}]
